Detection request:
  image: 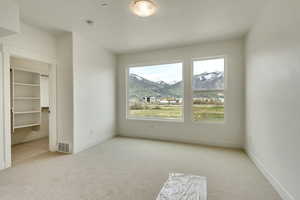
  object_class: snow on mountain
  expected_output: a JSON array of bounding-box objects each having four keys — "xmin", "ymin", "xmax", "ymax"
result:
[
  {"xmin": 193, "ymin": 71, "xmax": 224, "ymax": 90},
  {"xmin": 128, "ymin": 71, "xmax": 224, "ymax": 98}
]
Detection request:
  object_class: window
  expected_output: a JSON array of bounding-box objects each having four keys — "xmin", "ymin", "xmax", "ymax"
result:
[
  {"xmin": 127, "ymin": 62, "xmax": 183, "ymax": 120},
  {"xmin": 192, "ymin": 58, "xmax": 225, "ymax": 121}
]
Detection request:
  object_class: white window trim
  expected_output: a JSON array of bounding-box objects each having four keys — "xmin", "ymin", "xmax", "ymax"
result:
[
  {"xmin": 125, "ymin": 60, "xmax": 185, "ymax": 122},
  {"xmin": 190, "ymin": 55, "xmax": 227, "ymax": 124}
]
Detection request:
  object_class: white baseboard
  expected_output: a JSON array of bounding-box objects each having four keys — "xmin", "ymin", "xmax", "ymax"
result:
[
  {"xmin": 246, "ymin": 150, "xmax": 295, "ymax": 200},
  {"xmin": 73, "ymin": 133, "xmax": 115, "ymax": 154},
  {"xmin": 118, "ymin": 133, "xmax": 244, "ymax": 149}
]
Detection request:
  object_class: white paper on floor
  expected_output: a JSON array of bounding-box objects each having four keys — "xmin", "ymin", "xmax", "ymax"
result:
[{"xmin": 156, "ymin": 173, "xmax": 207, "ymax": 200}]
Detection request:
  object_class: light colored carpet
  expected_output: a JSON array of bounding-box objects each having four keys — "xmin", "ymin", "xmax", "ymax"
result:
[
  {"xmin": 11, "ymin": 137, "xmax": 49, "ymax": 165},
  {"xmin": 0, "ymin": 137, "xmax": 281, "ymax": 200}
]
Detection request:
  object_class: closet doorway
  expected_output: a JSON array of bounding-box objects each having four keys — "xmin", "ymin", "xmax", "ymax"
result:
[{"xmin": 2, "ymin": 53, "xmax": 57, "ymax": 168}]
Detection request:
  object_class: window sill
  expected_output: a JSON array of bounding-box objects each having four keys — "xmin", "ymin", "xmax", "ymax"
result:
[
  {"xmin": 192, "ymin": 120, "xmax": 225, "ymax": 125},
  {"xmin": 126, "ymin": 117, "xmax": 184, "ymax": 123}
]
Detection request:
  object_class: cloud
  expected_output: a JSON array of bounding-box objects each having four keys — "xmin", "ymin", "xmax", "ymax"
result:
[{"xmin": 130, "ymin": 63, "xmax": 182, "ymax": 84}]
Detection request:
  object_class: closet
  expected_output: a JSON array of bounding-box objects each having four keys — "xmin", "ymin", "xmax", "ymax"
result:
[
  {"xmin": 10, "ymin": 56, "xmax": 50, "ymax": 163},
  {"xmin": 11, "ymin": 68, "xmax": 41, "ymax": 130}
]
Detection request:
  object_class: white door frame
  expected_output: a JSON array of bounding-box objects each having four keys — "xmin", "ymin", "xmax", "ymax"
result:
[
  {"xmin": 0, "ymin": 46, "xmax": 6, "ymax": 170},
  {"xmin": 0, "ymin": 44, "xmax": 57, "ymax": 169}
]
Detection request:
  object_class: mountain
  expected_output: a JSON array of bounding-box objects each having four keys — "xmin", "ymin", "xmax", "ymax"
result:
[
  {"xmin": 192, "ymin": 72, "xmax": 224, "ymax": 90},
  {"xmin": 128, "ymin": 74, "xmax": 183, "ymax": 98},
  {"xmin": 128, "ymin": 72, "xmax": 224, "ymax": 99}
]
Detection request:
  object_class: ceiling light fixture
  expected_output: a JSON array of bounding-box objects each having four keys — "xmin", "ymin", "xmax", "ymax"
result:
[{"xmin": 130, "ymin": 0, "xmax": 158, "ymax": 17}]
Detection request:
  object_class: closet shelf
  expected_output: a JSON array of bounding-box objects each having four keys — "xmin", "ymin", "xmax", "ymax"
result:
[
  {"xmin": 14, "ymin": 123, "xmax": 40, "ymax": 129},
  {"xmin": 14, "ymin": 111, "xmax": 41, "ymax": 115},
  {"xmin": 13, "ymin": 67, "xmax": 40, "ymax": 74},
  {"xmin": 14, "ymin": 97, "xmax": 40, "ymax": 100},
  {"xmin": 14, "ymin": 82, "xmax": 40, "ymax": 87},
  {"xmin": 11, "ymin": 64, "xmax": 42, "ymax": 132}
]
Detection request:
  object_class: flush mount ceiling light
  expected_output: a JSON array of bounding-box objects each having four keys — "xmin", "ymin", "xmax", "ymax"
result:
[{"xmin": 130, "ymin": 0, "xmax": 158, "ymax": 17}]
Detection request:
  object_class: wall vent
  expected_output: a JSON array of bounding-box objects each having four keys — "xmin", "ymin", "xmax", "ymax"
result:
[{"xmin": 58, "ymin": 143, "xmax": 70, "ymax": 153}]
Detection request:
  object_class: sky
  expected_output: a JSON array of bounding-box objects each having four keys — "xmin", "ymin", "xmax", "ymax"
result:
[
  {"xmin": 129, "ymin": 58, "xmax": 224, "ymax": 83},
  {"xmin": 193, "ymin": 58, "xmax": 224, "ymax": 75},
  {"xmin": 130, "ymin": 63, "xmax": 183, "ymax": 84}
]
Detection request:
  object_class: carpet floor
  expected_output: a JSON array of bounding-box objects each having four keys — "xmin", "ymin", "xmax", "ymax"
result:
[
  {"xmin": 0, "ymin": 137, "xmax": 281, "ymax": 200},
  {"xmin": 11, "ymin": 137, "xmax": 49, "ymax": 165}
]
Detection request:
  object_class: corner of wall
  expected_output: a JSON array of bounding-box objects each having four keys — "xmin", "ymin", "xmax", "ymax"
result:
[{"xmin": 246, "ymin": 149, "xmax": 295, "ymax": 200}]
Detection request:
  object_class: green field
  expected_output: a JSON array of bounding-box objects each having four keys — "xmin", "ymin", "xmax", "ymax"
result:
[
  {"xmin": 192, "ymin": 105, "xmax": 224, "ymax": 121},
  {"xmin": 129, "ymin": 104, "xmax": 224, "ymax": 121}
]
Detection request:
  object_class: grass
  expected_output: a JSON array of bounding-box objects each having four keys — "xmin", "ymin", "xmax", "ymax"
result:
[
  {"xmin": 129, "ymin": 104, "xmax": 224, "ymax": 121},
  {"xmin": 129, "ymin": 105, "xmax": 182, "ymax": 119},
  {"xmin": 192, "ymin": 105, "xmax": 224, "ymax": 121}
]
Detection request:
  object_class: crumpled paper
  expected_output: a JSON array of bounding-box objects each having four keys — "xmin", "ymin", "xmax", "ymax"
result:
[{"xmin": 156, "ymin": 173, "xmax": 207, "ymax": 200}]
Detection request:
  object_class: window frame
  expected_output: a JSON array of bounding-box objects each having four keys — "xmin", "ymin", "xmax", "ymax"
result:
[
  {"xmin": 125, "ymin": 60, "xmax": 185, "ymax": 122},
  {"xmin": 191, "ymin": 55, "xmax": 227, "ymax": 124}
]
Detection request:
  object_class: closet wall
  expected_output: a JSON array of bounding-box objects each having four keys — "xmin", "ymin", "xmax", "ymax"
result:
[{"xmin": 10, "ymin": 57, "xmax": 50, "ymax": 145}]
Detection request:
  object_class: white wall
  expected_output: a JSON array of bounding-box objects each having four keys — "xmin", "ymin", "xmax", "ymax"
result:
[
  {"xmin": 72, "ymin": 34, "xmax": 116, "ymax": 153},
  {"xmin": 0, "ymin": 0, "xmax": 19, "ymax": 37},
  {"xmin": 246, "ymin": 0, "xmax": 300, "ymax": 199},
  {"xmin": 0, "ymin": 23, "xmax": 56, "ymax": 61},
  {"xmin": 117, "ymin": 39, "xmax": 245, "ymax": 148},
  {"xmin": 56, "ymin": 33, "xmax": 74, "ymax": 152}
]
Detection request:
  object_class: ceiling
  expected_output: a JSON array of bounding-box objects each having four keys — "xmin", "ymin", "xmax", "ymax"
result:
[{"xmin": 17, "ymin": 0, "xmax": 267, "ymax": 54}]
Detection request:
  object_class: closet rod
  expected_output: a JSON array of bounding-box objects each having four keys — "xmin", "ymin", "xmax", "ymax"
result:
[{"xmin": 40, "ymin": 74, "xmax": 49, "ymax": 78}]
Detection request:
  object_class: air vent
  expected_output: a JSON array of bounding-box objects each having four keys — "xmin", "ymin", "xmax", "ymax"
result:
[{"xmin": 58, "ymin": 143, "xmax": 70, "ymax": 153}]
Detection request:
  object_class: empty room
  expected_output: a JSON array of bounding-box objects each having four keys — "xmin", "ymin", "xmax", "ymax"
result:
[{"xmin": 0, "ymin": 0, "xmax": 299, "ymax": 200}]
